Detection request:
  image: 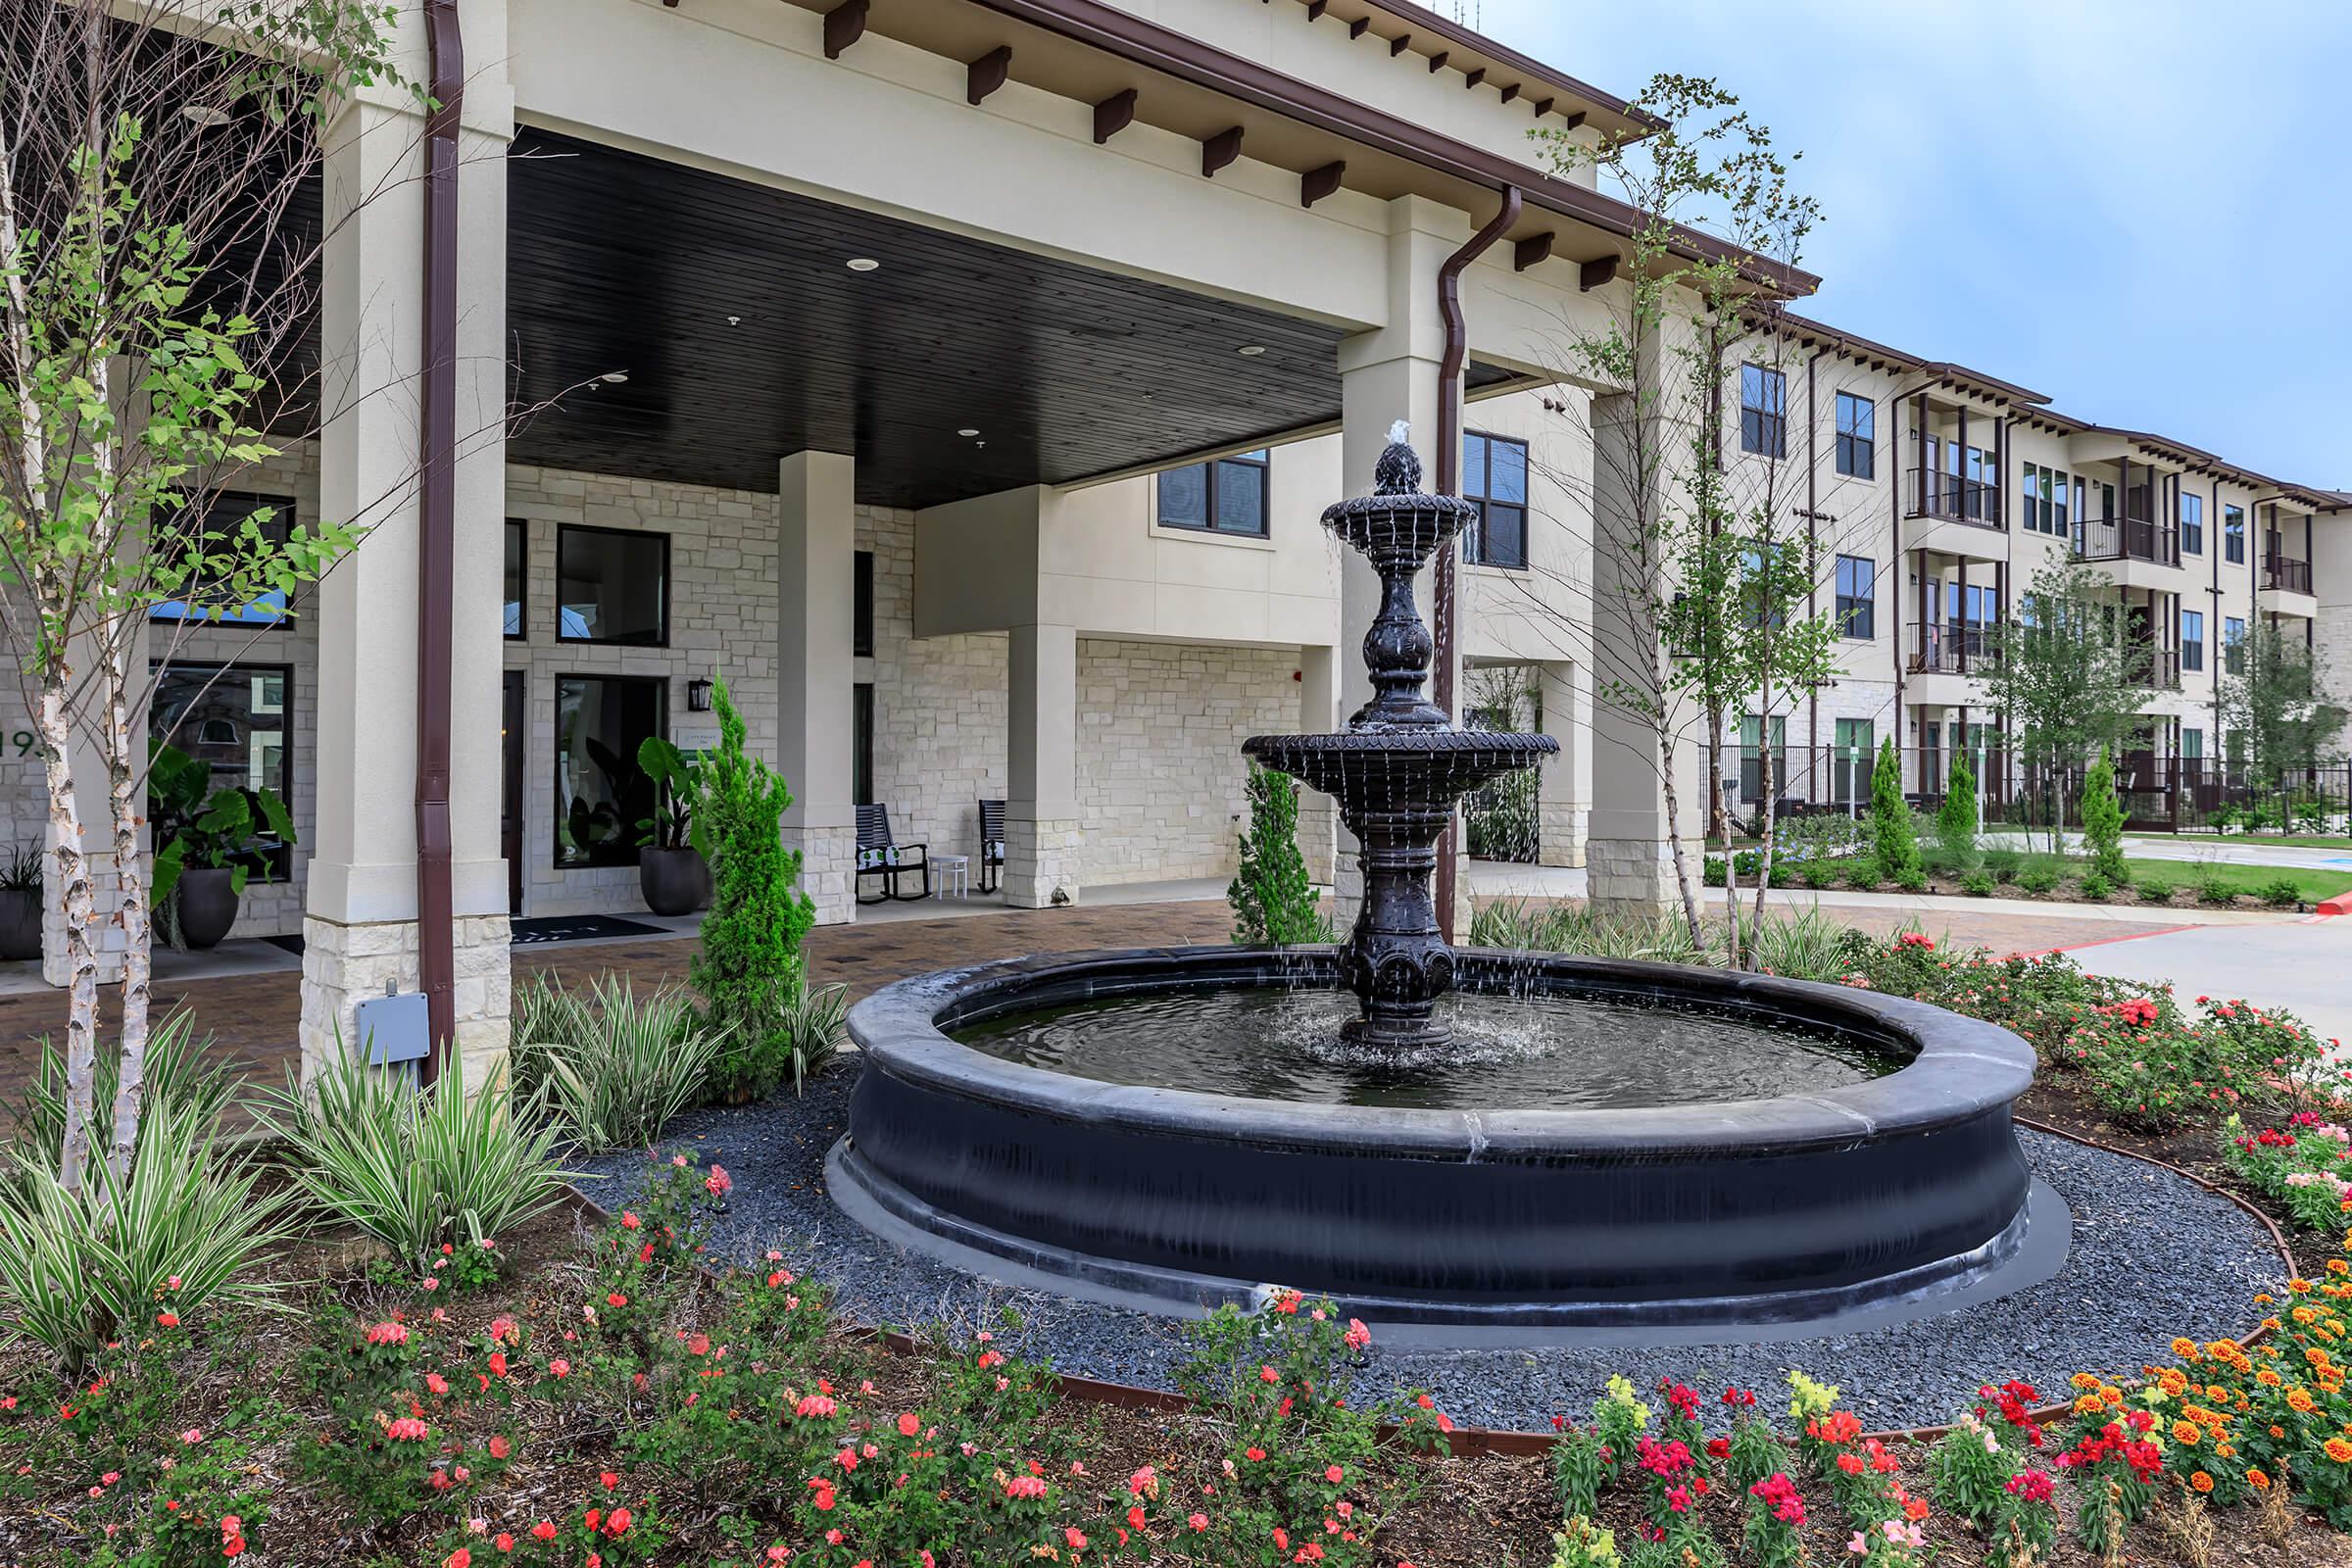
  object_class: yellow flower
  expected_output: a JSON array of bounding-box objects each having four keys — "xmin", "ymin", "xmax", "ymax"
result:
[
  {"xmin": 2172, "ymin": 1337, "xmax": 2200, "ymax": 1359},
  {"xmin": 2289, "ymin": 1389, "xmax": 2318, "ymax": 1414},
  {"xmin": 2258, "ymin": 1370, "xmax": 2284, "ymax": 1388},
  {"xmin": 2070, "ymin": 1372, "xmax": 2103, "ymax": 1393},
  {"xmin": 2172, "ymin": 1420, "xmax": 2202, "ymax": 1446}
]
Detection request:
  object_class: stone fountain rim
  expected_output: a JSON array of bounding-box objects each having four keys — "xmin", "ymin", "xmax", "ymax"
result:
[{"xmin": 846, "ymin": 946, "xmax": 2036, "ymax": 1161}]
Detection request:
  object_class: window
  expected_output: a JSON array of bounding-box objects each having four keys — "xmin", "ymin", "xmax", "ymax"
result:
[
  {"xmin": 553, "ymin": 674, "xmax": 665, "ymax": 867},
  {"xmin": 2180, "ymin": 492, "xmax": 2204, "ymax": 556},
  {"xmin": 504, "ymin": 519, "xmax": 526, "ymax": 639},
  {"xmin": 557, "ymin": 525, "xmax": 669, "ymax": 646},
  {"xmin": 2181, "ymin": 609, "xmax": 2204, "ymax": 672},
  {"xmin": 1738, "ymin": 713, "xmax": 1787, "ymax": 800},
  {"xmin": 1834, "ymin": 393, "xmax": 1875, "ymax": 478},
  {"xmin": 853, "ymin": 682, "xmax": 874, "ymax": 807},
  {"xmin": 1462, "ymin": 432, "xmax": 1529, "ymax": 568},
  {"xmin": 2181, "ymin": 727, "xmax": 2204, "ymax": 761},
  {"xmin": 1739, "ymin": 365, "xmax": 1787, "ymax": 458},
  {"xmin": 2021, "ymin": 463, "xmax": 2072, "ymax": 537},
  {"xmin": 1158, "ymin": 450, "xmax": 1269, "ymax": 537},
  {"xmin": 150, "ymin": 492, "xmax": 295, "ymax": 625},
  {"xmin": 2224, "ymin": 505, "xmax": 2246, "ymax": 564},
  {"xmin": 853, "ymin": 550, "xmax": 874, "ymax": 658},
  {"xmin": 149, "ymin": 662, "xmax": 295, "ymax": 879},
  {"xmin": 1833, "ymin": 555, "xmax": 1875, "ymax": 639},
  {"xmin": 2224, "ymin": 616, "xmax": 2247, "ymax": 675},
  {"xmin": 1832, "ymin": 718, "xmax": 1874, "ymax": 803}
]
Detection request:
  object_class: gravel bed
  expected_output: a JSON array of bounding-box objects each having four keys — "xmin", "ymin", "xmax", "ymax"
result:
[{"xmin": 577, "ymin": 1072, "xmax": 2283, "ymax": 1433}]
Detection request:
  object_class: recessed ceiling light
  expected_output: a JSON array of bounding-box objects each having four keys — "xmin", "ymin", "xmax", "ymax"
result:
[
  {"xmin": 180, "ymin": 104, "xmax": 230, "ymax": 128},
  {"xmin": 1237, "ymin": 344, "xmax": 1267, "ymax": 357},
  {"xmin": 957, "ymin": 428, "xmax": 980, "ymax": 438},
  {"xmin": 599, "ymin": 370, "xmax": 629, "ymax": 384},
  {"xmin": 846, "ymin": 258, "xmax": 881, "ymax": 272}
]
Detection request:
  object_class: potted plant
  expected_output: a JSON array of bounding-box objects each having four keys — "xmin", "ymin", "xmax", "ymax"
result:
[
  {"xmin": 0, "ymin": 845, "xmax": 40, "ymax": 959},
  {"xmin": 634, "ymin": 735, "xmax": 709, "ymax": 917},
  {"xmin": 149, "ymin": 742, "xmax": 298, "ymax": 950}
]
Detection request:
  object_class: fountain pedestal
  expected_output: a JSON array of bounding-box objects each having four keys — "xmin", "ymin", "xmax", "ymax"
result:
[{"xmin": 1244, "ymin": 434, "xmax": 1556, "ymax": 1053}]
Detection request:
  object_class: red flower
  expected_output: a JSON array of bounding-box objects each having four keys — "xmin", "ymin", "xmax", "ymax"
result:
[
  {"xmin": 530, "ymin": 1521, "xmax": 558, "ymax": 1542},
  {"xmin": 487, "ymin": 1435, "xmax": 511, "ymax": 1460},
  {"xmin": 897, "ymin": 1411, "xmax": 921, "ymax": 1437}
]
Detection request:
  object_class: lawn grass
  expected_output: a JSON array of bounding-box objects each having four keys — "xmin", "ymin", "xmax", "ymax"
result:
[
  {"xmin": 2121, "ymin": 856, "xmax": 2352, "ymax": 904},
  {"xmin": 2126, "ymin": 830, "xmax": 2352, "ymax": 851}
]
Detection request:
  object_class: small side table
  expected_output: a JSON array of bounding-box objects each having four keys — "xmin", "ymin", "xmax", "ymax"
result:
[{"xmin": 933, "ymin": 854, "xmax": 971, "ymax": 899}]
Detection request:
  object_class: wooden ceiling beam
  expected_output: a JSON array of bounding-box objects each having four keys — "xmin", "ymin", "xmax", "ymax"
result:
[
  {"xmin": 822, "ymin": 0, "xmax": 867, "ymax": 60},
  {"xmin": 1201, "ymin": 124, "xmax": 1245, "ymax": 178},
  {"xmin": 1093, "ymin": 87, "xmax": 1137, "ymax": 144},
  {"xmin": 966, "ymin": 45, "xmax": 1013, "ymax": 105}
]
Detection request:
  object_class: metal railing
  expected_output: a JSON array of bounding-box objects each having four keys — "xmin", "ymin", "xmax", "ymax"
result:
[
  {"xmin": 1910, "ymin": 621, "xmax": 1993, "ymax": 674},
  {"xmin": 2265, "ymin": 554, "xmax": 2314, "ymax": 594},
  {"xmin": 2125, "ymin": 647, "xmax": 2181, "ymax": 690},
  {"xmin": 1906, "ymin": 467, "xmax": 2002, "ymax": 528},
  {"xmin": 2076, "ymin": 513, "xmax": 2180, "ymax": 567}
]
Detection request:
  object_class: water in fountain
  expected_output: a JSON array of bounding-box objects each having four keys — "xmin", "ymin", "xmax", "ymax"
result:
[{"xmin": 1239, "ymin": 426, "xmax": 1557, "ymax": 1054}]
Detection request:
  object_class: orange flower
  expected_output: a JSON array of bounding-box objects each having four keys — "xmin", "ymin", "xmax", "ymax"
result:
[
  {"xmin": 2189, "ymin": 1471, "xmax": 2214, "ymax": 1494},
  {"xmin": 2325, "ymin": 1438, "xmax": 2352, "ymax": 1465}
]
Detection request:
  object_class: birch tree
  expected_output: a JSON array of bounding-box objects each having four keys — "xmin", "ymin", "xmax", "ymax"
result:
[{"xmin": 0, "ymin": 1, "xmax": 410, "ymax": 1186}]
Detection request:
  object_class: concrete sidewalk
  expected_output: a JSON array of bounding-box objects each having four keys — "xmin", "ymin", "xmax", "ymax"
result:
[{"xmin": 2059, "ymin": 914, "xmax": 2352, "ymax": 1050}]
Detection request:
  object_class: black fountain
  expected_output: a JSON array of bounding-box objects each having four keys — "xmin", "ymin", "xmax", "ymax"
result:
[{"xmin": 831, "ymin": 431, "xmax": 2063, "ymax": 1336}]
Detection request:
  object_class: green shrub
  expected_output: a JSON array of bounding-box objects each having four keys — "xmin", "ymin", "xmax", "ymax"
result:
[
  {"xmin": 1936, "ymin": 755, "xmax": 1981, "ymax": 874},
  {"xmin": 1841, "ymin": 855, "xmax": 1883, "ymax": 889},
  {"xmin": 2135, "ymin": 875, "xmax": 2176, "ymax": 904},
  {"xmin": 2016, "ymin": 863, "xmax": 2061, "ymax": 895},
  {"xmin": 1867, "ymin": 739, "xmax": 1921, "ymax": 881},
  {"xmin": 2080, "ymin": 751, "xmax": 2127, "ymax": 883},
  {"xmin": 1702, "ymin": 854, "xmax": 1726, "ymax": 888},
  {"xmin": 690, "ymin": 679, "xmax": 816, "ymax": 1101},
  {"xmin": 2197, "ymin": 869, "xmax": 2235, "ymax": 906},
  {"xmin": 1797, "ymin": 859, "xmax": 1832, "ymax": 891},
  {"xmin": 1984, "ymin": 847, "xmax": 2023, "ymax": 883},
  {"xmin": 0, "ymin": 1091, "xmax": 293, "ymax": 1372},
  {"xmin": 9, "ymin": 1010, "xmax": 238, "ymax": 1175},
  {"xmin": 1894, "ymin": 866, "xmax": 1929, "ymax": 894},
  {"xmin": 258, "ymin": 1053, "xmax": 576, "ymax": 1279},
  {"xmin": 2261, "ymin": 877, "xmax": 2304, "ymax": 909},
  {"xmin": 1745, "ymin": 907, "xmax": 1872, "ymax": 983},
  {"xmin": 517, "ymin": 973, "xmax": 721, "ymax": 1153},
  {"xmin": 1961, "ymin": 870, "xmax": 1996, "ymax": 898},
  {"xmin": 1229, "ymin": 761, "xmax": 1327, "ymax": 945},
  {"xmin": 2079, "ymin": 871, "xmax": 2114, "ymax": 902}
]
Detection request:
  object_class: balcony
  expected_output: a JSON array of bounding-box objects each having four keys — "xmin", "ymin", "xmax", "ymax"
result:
[
  {"xmin": 2264, "ymin": 554, "xmax": 2314, "ymax": 595},
  {"xmin": 1910, "ymin": 621, "xmax": 1993, "ymax": 674},
  {"xmin": 2125, "ymin": 646, "xmax": 2181, "ymax": 690},
  {"xmin": 1905, "ymin": 467, "xmax": 2002, "ymax": 529},
  {"xmin": 2077, "ymin": 514, "xmax": 2180, "ymax": 568}
]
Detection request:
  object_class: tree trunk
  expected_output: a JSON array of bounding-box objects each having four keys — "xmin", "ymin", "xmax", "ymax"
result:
[
  {"xmin": 101, "ymin": 636, "xmax": 150, "ymax": 1184},
  {"xmin": 1659, "ymin": 730, "xmax": 1704, "ymax": 954},
  {"xmin": 33, "ymin": 677, "xmax": 101, "ymax": 1190},
  {"xmin": 1750, "ymin": 713, "xmax": 1778, "ymax": 951}
]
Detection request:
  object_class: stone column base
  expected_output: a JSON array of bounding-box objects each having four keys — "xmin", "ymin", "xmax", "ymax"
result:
[
  {"xmin": 787, "ymin": 823, "xmax": 856, "ymax": 927},
  {"xmin": 1297, "ymin": 800, "xmax": 1339, "ymax": 890},
  {"xmin": 1539, "ymin": 804, "xmax": 1590, "ymax": 868},
  {"xmin": 1585, "ymin": 838, "xmax": 1692, "ymax": 922},
  {"xmin": 1004, "ymin": 815, "xmax": 1081, "ymax": 908},
  {"xmin": 297, "ymin": 913, "xmax": 513, "ymax": 1092},
  {"xmin": 43, "ymin": 848, "xmax": 131, "ymax": 986},
  {"xmin": 1328, "ymin": 829, "xmax": 1364, "ymax": 933}
]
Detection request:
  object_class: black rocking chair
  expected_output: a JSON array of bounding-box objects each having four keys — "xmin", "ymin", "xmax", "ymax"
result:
[
  {"xmin": 978, "ymin": 799, "xmax": 1005, "ymax": 894},
  {"xmin": 855, "ymin": 804, "xmax": 930, "ymax": 904}
]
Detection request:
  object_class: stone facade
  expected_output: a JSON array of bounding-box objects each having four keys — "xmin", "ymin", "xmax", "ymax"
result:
[
  {"xmin": 1586, "ymin": 835, "xmax": 1692, "ymax": 920},
  {"xmin": 296, "ymin": 912, "xmax": 513, "ymax": 1090}
]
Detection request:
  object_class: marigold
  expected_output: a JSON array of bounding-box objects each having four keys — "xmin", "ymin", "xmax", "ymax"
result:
[{"xmin": 2328, "ymin": 1439, "xmax": 2352, "ymax": 1465}]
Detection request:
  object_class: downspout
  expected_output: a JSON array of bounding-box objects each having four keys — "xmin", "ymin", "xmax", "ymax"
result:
[
  {"xmin": 416, "ymin": 0, "xmax": 463, "ymax": 1085},
  {"xmin": 1803, "ymin": 348, "xmax": 1823, "ymax": 792},
  {"xmin": 1431, "ymin": 184, "xmax": 1521, "ymax": 944}
]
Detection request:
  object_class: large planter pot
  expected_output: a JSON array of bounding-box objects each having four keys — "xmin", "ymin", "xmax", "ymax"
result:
[
  {"xmin": 175, "ymin": 867, "xmax": 240, "ymax": 951},
  {"xmin": 639, "ymin": 847, "xmax": 710, "ymax": 917},
  {"xmin": 0, "ymin": 888, "xmax": 38, "ymax": 960}
]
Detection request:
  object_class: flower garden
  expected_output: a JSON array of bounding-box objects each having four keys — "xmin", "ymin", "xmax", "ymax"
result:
[{"xmin": 4, "ymin": 917, "xmax": 2352, "ymax": 1567}]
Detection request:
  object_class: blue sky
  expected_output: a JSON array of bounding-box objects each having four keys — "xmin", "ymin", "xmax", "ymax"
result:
[{"xmin": 1477, "ymin": 0, "xmax": 2352, "ymax": 490}]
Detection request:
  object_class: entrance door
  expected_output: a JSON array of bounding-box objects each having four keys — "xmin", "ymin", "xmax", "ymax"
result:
[{"xmin": 502, "ymin": 671, "xmax": 525, "ymax": 915}]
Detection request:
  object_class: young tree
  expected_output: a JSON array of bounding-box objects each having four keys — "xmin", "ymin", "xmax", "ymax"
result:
[
  {"xmin": 2080, "ymin": 750, "xmax": 2126, "ymax": 881},
  {"xmin": 2220, "ymin": 619, "xmax": 2348, "ymax": 787},
  {"xmin": 1506, "ymin": 74, "xmax": 1828, "ymax": 952},
  {"xmin": 1977, "ymin": 558, "xmax": 2139, "ymax": 851},
  {"xmin": 0, "ymin": 3, "xmax": 414, "ymax": 1186},
  {"xmin": 1868, "ymin": 737, "xmax": 1921, "ymax": 882},
  {"xmin": 1228, "ymin": 762, "xmax": 1323, "ymax": 945},
  {"xmin": 1935, "ymin": 754, "xmax": 1980, "ymax": 874}
]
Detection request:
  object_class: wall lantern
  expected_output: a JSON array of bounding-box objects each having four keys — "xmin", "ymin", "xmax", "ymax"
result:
[{"xmin": 687, "ymin": 679, "xmax": 713, "ymax": 712}]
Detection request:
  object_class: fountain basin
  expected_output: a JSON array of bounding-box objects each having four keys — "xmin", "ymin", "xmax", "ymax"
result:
[{"xmin": 831, "ymin": 947, "xmax": 2059, "ymax": 1334}]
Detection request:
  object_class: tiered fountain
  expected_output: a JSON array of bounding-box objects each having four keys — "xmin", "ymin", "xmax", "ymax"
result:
[{"xmin": 831, "ymin": 433, "xmax": 2060, "ymax": 1334}]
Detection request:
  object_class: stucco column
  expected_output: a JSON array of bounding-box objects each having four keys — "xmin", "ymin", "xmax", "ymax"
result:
[
  {"xmin": 776, "ymin": 452, "xmax": 857, "ymax": 925},
  {"xmin": 1005, "ymin": 622, "xmax": 1079, "ymax": 907},
  {"xmin": 1331, "ymin": 195, "xmax": 1469, "ymax": 931},
  {"xmin": 1587, "ymin": 372, "xmax": 1704, "ymax": 920},
  {"xmin": 302, "ymin": 61, "xmax": 513, "ymax": 1090},
  {"xmin": 1295, "ymin": 644, "xmax": 1340, "ymax": 887},
  {"xmin": 1537, "ymin": 660, "xmax": 1589, "ymax": 867}
]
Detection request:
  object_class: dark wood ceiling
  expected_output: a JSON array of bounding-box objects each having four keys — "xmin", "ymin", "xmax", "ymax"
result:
[{"xmin": 506, "ymin": 128, "xmax": 1504, "ymax": 509}]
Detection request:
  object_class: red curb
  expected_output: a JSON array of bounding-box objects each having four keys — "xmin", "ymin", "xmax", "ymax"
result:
[
  {"xmin": 2004, "ymin": 922, "xmax": 2203, "ymax": 961},
  {"xmin": 2319, "ymin": 893, "xmax": 2352, "ymax": 916}
]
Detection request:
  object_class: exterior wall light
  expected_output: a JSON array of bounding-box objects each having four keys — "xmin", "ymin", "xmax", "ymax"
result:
[{"xmin": 687, "ymin": 679, "xmax": 713, "ymax": 712}]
